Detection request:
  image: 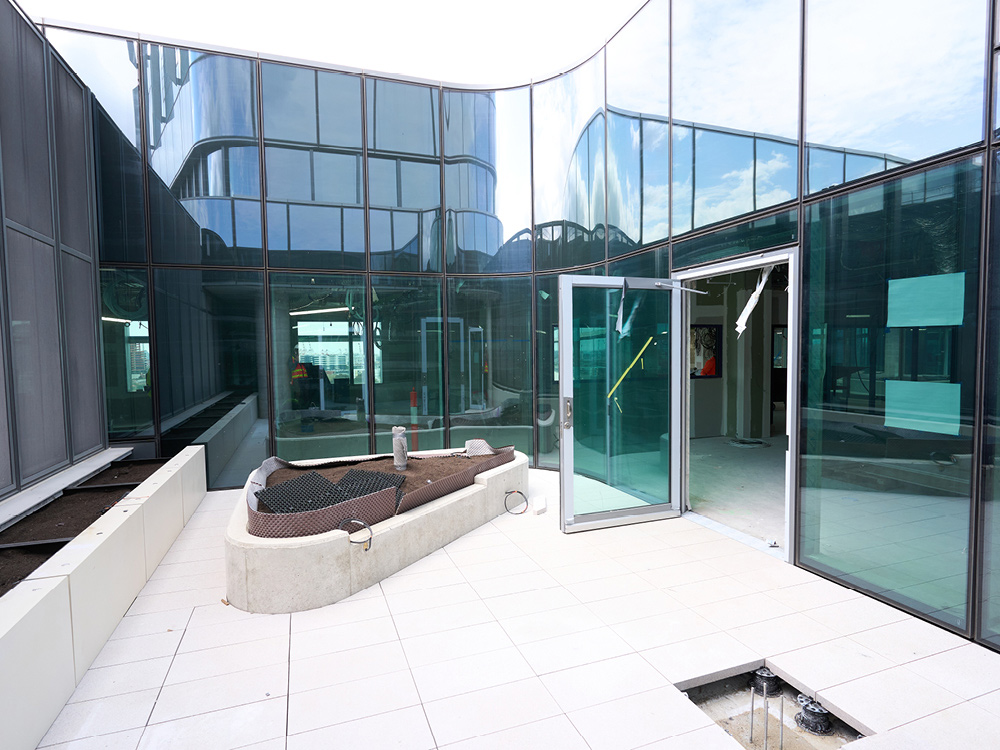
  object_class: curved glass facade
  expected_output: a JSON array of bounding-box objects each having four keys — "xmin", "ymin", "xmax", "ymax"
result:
[{"xmin": 34, "ymin": 0, "xmax": 1000, "ymax": 647}]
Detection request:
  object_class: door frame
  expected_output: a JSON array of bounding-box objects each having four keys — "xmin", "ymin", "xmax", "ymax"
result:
[
  {"xmin": 671, "ymin": 247, "xmax": 801, "ymax": 561},
  {"xmin": 558, "ymin": 274, "xmax": 684, "ymax": 533}
]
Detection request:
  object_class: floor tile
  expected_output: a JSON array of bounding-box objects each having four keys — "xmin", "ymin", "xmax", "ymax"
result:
[
  {"xmin": 539, "ymin": 653, "xmax": 670, "ymax": 713},
  {"xmin": 691, "ymin": 592, "xmax": 795, "ymax": 631},
  {"xmin": 847, "ymin": 617, "xmax": 967, "ymax": 665},
  {"xmin": 40, "ymin": 690, "xmax": 158, "ymax": 746},
  {"xmin": 91, "ymin": 630, "xmax": 184, "ymax": 668},
  {"xmin": 287, "ymin": 705, "xmax": 434, "ymax": 750},
  {"xmin": 411, "ymin": 646, "xmax": 534, "ymax": 701},
  {"xmin": 470, "ymin": 570, "xmax": 562, "ymax": 598},
  {"xmin": 802, "ymin": 596, "xmax": 910, "ymax": 636},
  {"xmin": 439, "ymin": 715, "xmax": 589, "ymax": 750},
  {"xmin": 178, "ymin": 613, "xmax": 289, "ymax": 653},
  {"xmin": 392, "ymin": 600, "xmax": 495, "ymax": 639},
  {"xmin": 848, "ymin": 701, "xmax": 998, "ymax": 750},
  {"xmin": 518, "ymin": 626, "xmax": 632, "ymax": 674},
  {"xmin": 564, "ymin": 572, "xmax": 654, "ymax": 603},
  {"xmin": 905, "ymin": 643, "xmax": 1000, "ymax": 700},
  {"xmin": 385, "ymin": 582, "xmax": 480, "ymax": 615},
  {"xmin": 642, "ymin": 632, "xmax": 762, "ymax": 690},
  {"xmin": 482, "ymin": 585, "xmax": 580, "ymax": 619},
  {"xmin": 567, "ymin": 686, "xmax": 713, "ymax": 750},
  {"xmin": 39, "ymin": 728, "xmax": 144, "ymax": 750},
  {"xmin": 290, "ymin": 615, "xmax": 397, "ymax": 660},
  {"xmin": 164, "ymin": 635, "xmax": 289, "ymax": 685},
  {"xmin": 548, "ymin": 559, "xmax": 631, "ymax": 585},
  {"xmin": 457, "ymin": 556, "xmax": 543, "ymax": 582},
  {"xmin": 109, "ymin": 609, "xmax": 192, "ymax": 640},
  {"xmin": 186, "ymin": 602, "xmax": 268, "ymax": 630},
  {"xmin": 422, "ymin": 677, "xmax": 561, "ymax": 746},
  {"xmin": 379, "ymin": 567, "xmax": 468, "ymax": 594},
  {"xmin": 763, "ymin": 579, "xmax": 861, "ymax": 609},
  {"xmin": 612, "ymin": 608, "xmax": 720, "ymax": 652},
  {"xmin": 136, "ymin": 696, "xmax": 286, "ymax": 750},
  {"xmin": 586, "ymin": 589, "xmax": 685, "ymax": 626},
  {"xmin": 498, "ymin": 604, "xmax": 605, "ymax": 645},
  {"xmin": 668, "ymin": 576, "xmax": 758, "ymax": 608},
  {"xmin": 767, "ymin": 637, "xmax": 895, "ymax": 693},
  {"xmin": 69, "ymin": 658, "xmax": 172, "ymax": 703},
  {"xmin": 287, "ymin": 670, "xmax": 420, "ymax": 735},
  {"xmin": 638, "ymin": 725, "xmax": 745, "ymax": 749},
  {"xmin": 400, "ymin": 621, "xmax": 514, "ymax": 668},
  {"xmin": 289, "ymin": 640, "xmax": 408, "ymax": 694},
  {"xmin": 150, "ymin": 663, "xmax": 288, "ymax": 724},
  {"xmin": 972, "ymin": 687, "xmax": 1000, "ymax": 717},
  {"xmin": 729, "ymin": 612, "xmax": 840, "ymax": 657},
  {"xmin": 611, "ymin": 546, "xmax": 697, "ymax": 573},
  {"xmin": 446, "ymin": 541, "xmax": 525, "ymax": 567},
  {"xmin": 817, "ymin": 666, "xmax": 964, "ymax": 734},
  {"xmin": 290, "ymin": 595, "xmax": 391, "ymax": 633}
]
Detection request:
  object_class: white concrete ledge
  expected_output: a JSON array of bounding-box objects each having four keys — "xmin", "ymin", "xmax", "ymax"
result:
[
  {"xmin": 225, "ymin": 450, "xmax": 529, "ymax": 614},
  {"xmin": 0, "ymin": 446, "xmax": 207, "ymax": 750},
  {"xmin": 194, "ymin": 394, "xmax": 258, "ymax": 487}
]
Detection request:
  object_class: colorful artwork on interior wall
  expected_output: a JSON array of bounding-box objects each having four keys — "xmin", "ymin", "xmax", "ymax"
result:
[{"xmin": 690, "ymin": 324, "xmax": 721, "ymax": 379}]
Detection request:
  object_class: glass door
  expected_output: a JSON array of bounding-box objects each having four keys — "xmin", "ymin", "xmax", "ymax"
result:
[{"xmin": 558, "ymin": 276, "xmax": 679, "ymax": 532}]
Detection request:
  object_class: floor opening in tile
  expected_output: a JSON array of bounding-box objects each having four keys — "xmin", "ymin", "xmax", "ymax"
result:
[{"xmin": 686, "ymin": 668, "xmax": 865, "ymax": 748}]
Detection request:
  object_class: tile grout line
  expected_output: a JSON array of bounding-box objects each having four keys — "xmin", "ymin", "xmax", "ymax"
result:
[{"xmin": 135, "ymin": 605, "xmax": 197, "ymax": 745}]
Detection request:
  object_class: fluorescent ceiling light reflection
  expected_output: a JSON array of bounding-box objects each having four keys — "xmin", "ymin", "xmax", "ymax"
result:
[
  {"xmin": 101, "ymin": 316, "xmax": 131, "ymax": 324},
  {"xmin": 289, "ymin": 306, "xmax": 349, "ymax": 317}
]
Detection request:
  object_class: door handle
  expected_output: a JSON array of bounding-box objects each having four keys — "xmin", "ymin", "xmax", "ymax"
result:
[{"xmin": 563, "ymin": 397, "xmax": 573, "ymax": 429}]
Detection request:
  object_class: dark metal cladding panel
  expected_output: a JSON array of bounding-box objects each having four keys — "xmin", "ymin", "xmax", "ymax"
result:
[
  {"xmin": 52, "ymin": 57, "xmax": 93, "ymax": 256},
  {"xmin": 62, "ymin": 252, "xmax": 103, "ymax": 456},
  {"xmin": 0, "ymin": 3, "xmax": 53, "ymax": 237},
  {"xmin": 5, "ymin": 228, "xmax": 68, "ymax": 478}
]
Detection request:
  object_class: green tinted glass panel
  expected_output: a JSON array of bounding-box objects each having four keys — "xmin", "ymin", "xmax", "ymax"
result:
[
  {"xmin": 536, "ymin": 268, "xmax": 603, "ymax": 468},
  {"xmin": 672, "ymin": 210, "xmax": 797, "ymax": 270},
  {"xmin": 800, "ymin": 157, "xmax": 982, "ymax": 630},
  {"xmin": 570, "ymin": 285, "xmax": 671, "ymax": 516},
  {"xmin": 270, "ymin": 273, "xmax": 369, "ymax": 461},
  {"xmin": 371, "ymin": 276, "xmax": 445, "ymax": 453}
]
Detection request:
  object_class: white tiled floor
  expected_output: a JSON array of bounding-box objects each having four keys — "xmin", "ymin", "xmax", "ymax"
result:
[{"xmin": 36, "ymin": 471, "xmax": 1000, "ymax": 749}]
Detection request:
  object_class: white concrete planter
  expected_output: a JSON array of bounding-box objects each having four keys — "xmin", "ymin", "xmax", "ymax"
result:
[
  {"xmin": 0, "ymin": 446, "xmax": 207, "ymax": 750},
  {"xmin": 225, "ymin": 450, "xmax": 529, "ymax": 614}
]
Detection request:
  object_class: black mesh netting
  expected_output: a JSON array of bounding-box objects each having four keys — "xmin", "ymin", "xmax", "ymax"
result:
[
  {"xmin": 254, "ymin": 471, "xmax": 339, "ymax": 514},
  {"xmin": 255, "ymin": 468, "xmax": 407, "ymax": 514}
]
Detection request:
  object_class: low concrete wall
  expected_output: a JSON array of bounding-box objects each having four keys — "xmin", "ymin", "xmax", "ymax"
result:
[
  {"xmin": 0, "ymin": 446, "xmax": 207, "ymax": 750},
  {"xmin": 225, "ymin": 450, "xmax": 529, "ymax": 614},
  {"xmin": 194, "ymin": 394, "xmax": 257, "ymax": 487}
]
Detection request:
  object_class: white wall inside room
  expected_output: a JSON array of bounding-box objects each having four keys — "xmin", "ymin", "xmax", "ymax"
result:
[{"xmin": 689, "ymin": 269, "xmax": 788, "ymax": 441}]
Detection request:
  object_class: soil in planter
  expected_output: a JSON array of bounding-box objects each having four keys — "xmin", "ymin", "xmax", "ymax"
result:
[
  {"xmin": 265, "ymin": 453, "xmax": 505, "ymax": 500},
  {"xmin": 78, "ymin": 459, "xmax": 167, "ymax": 487},
  {"xmin": 0, "ymin": 486, "xmax": 136, "ymax": 598}
]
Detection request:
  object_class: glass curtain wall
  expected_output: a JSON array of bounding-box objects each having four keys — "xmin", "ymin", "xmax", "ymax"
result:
[
  {"xmin": 605, "ymin": 0, "xmax": 670, "ymax": 254},
  {"xmin": 806, "ymin": 0, "xmax": 986, "ymax": 193},
  {"xmin": 444, "ymin": 88, "xmax": 532, "ymax": 273},
  {"xmin": 367, "ymin": 78, "xmax": 442, "ymax": 273},
  {"xmin": 263, "ymin": 63, "xmax": 365, "ymax": 270},
  {"xmin": 672, "ymin": 0, "xmax": 799, "ymax": 234},
  {"xmin": 533, "ymin": 53, "xmax": 606, "ymax": 271},
  {"xmin": 447, "ymin": 277, "xmax": 533, "ymax": 455},
  {"xmin": 982, "ymin": 151, "xmax": 1000, "ymax": 648},
  {"xmin": 799, "ymin": 158, "xmax": 983, "ymax": 630}
]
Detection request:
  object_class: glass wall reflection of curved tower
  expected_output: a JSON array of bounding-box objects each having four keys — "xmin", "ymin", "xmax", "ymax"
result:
[{"xmin": 35, "ymin": 0, "xmax": 1000, "ymax": 649}]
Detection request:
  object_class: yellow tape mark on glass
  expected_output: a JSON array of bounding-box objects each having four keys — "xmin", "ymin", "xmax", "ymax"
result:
[{"xmin": 607, "ymin": 336, "xmax": 654, "ymax": 400}]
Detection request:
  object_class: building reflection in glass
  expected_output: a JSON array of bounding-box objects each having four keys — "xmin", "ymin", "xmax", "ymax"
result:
[
  {"xmin": 264, "ymin": 63, "xmax": 365, "ymax": 270},
  {"xmin": 144, "ymin": 45, "xmax": 262, "ymax": 266}
]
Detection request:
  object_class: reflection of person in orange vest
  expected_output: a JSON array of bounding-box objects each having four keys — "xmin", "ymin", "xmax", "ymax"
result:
[{"xmin": 700, "ymin": 356, "xmax": 716, "ymax": 377}]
